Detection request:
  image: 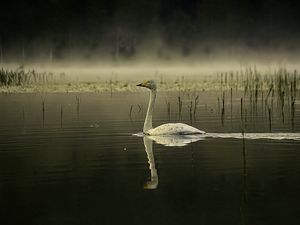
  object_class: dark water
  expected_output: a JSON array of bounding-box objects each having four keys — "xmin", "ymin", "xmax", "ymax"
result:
[{"xmin": 0, "ymin": 92, "xmax": 300, "ymax": 225}]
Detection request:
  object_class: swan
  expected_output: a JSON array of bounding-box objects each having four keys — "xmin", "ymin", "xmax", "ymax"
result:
[{"xmin": 137, "ymin": 80, "xmax": 206, "ymax": 135}]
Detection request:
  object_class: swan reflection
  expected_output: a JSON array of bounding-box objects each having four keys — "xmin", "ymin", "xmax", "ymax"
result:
[
  {"xmin": 147, "ymin": 134, "xmax": 204, "ymax": 147},
  {"xmin": 142, "ymin": 134, "xmax": 203, "ymax": 189},
  {"xmin": 141, "ymin": 132, "xmax": 300, "ymax": 189},
  {"xmin": 143, "ymin": 136, "xmax": 158, "ymax": 189}
]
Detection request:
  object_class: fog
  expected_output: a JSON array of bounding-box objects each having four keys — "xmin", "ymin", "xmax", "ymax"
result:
[
  {"xmin": 2, "ymin": 47, "xmax": 300, "ymax": 83},
  {"xmin": 1, "ymin": 0, "xmax": 300, "ymax": 81}
]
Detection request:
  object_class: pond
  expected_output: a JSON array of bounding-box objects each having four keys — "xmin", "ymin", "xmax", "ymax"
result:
[{"xmin": 0, "ymin": 91, "xmax": 299, "ymax": 225}]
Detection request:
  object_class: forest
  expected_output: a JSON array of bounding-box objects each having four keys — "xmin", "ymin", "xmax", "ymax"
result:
[{"xmin": 1, "ymin": 0, "xmax": 300, "ymax": 62}]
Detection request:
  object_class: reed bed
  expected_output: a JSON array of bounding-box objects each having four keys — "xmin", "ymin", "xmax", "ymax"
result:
[
  {"xmin": 0, "ymin": 66, "xmax": 65, "ymax": 86},
  {"xmin": 1, "ymin": 66, "xmax": 299, "ymax": 130},
  {"xmin": 1, "ymin": 66, "xmax": 299, "ymax": 96}
]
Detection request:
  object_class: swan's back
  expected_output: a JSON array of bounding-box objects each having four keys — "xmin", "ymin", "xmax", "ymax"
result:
[{"xmin": 146, "ymin": 123, "xmax": 205, "ymax": 136}]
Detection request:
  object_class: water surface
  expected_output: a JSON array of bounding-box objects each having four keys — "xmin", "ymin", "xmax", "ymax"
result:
[{"xmin": 0, "ymin": 92, "xmax": 299, "ymax": 225}]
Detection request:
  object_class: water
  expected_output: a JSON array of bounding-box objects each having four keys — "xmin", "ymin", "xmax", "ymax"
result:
[{"xmin": 0, "ymin": 92, "xmax": 300, "ymax": 225}]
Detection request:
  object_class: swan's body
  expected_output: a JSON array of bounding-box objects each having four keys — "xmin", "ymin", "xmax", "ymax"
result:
[
  {"xmin": 146, "ymin": 123, "xmax": 204, "ymax": 135},
  {"xmin": 137, "ymin": 80, "xmax": 205, "ymax": 136}
]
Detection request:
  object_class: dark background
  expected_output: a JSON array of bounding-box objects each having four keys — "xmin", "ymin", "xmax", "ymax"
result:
[{"xmin": 1, "ymin": 0, "xmax": 300, "ymax": 62}]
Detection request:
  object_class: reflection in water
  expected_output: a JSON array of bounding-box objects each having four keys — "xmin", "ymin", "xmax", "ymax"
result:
[
  {"xmin": 141, "ymin": 132, "xmax": 300, "ymax": 190},
  {"xmin": 204, "ymin": 132, "xmax": 300, "ymax": 140},
  {"xmin": 135, "ymin": 132, "xmax": 204, "ymax": 147},
  {"xmin": 147, "ymin": 135, "xmax": 204, "ymax": 146},
  {"xmin": 142, "ymin": 134, "xmax": 205, "ymax": 189},
  {"xmin": 0, "ymin": 92, "xmax": 299, "ymax": 225},
  {"xmin": 136, "ymin": 132, "xmax": 300, "ymax": 147},
  {"xmin": 143, "ymin": 136, "xmax": 158, "ymax": 189}
]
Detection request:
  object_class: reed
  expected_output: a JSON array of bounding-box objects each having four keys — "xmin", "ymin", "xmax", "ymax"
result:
[
  {"xmin": 254, "ymin": 83, "xmax": 258, "ymax": 115},
  {"xmin": 129, "ymin": 105, "xmax": 133, "ymax": 119},
  {"xmin": 290, "ymin": 75, "xmax": 296, "ymax": 131},
  {"xmin": 240, "ymin": 128, "xmax": 247, "ymax": 225},
  {"xmin": 75, "ymin": 95, "xmax": 80, "ymax": 120},
  {"xmin": 178, "ymin": 96, "xmax": 182, "ymax": 120},
  {"xmin": 60, "ymin": 105, "xmax": 63, "ymax": 128},
  {"xmin": 109, "ymin": 79, "xmax": 113, "ymax": 96},
  {"xmin": 261, "ymin": 89, "xmax": 264, "ymax": 116},
  {"xmin": 217, "ymin": 97, "xmax": 220, "ymax": 114},
  {"xmin": 0, "ymin": 66, "xmax": 60, "ymax": 86},
  {"xmin": 230, "ymin": 88, "xmax": 233, "ymax": 116},
  {"xmin": 280, "ymin": 90, "xmax": 285, "ymax": 124},
  {"xmin": 193, "ymin": 95, "xmax": 199, "ymax": 120},
  {"xmin": 188, "ymin": 101, "xmax": 193, "ymax": 124},
  {"xmin": 221, "ymin": 92, "xmax": 225, "ymax": 126},
  {"xmin": 268, "ymin": 107, "xmax": 272, "ymax": 131},
  {"xmin": 241, "ymin": 98, "xmax": 243, "ymax": 122},
  {"xmin": 222, "ymin": 92, "xmax": 225, "ymax": 112},
  {"xmin": 42, "ymin": 100, "xmax": 45, "ymax": 125},
  {"xmin": 291, "ymin": 99, "xmax": 295, "ymax": 131},
  {"xmin": 166, "ymin": 101, "xmax": 171, "ymax": 121},
  {"xmin": 242, "ymin": 130, "xmax": 246, "ymax": 178}
]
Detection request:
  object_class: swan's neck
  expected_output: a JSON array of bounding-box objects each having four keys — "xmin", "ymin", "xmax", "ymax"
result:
[{"xmin": 144, "ymin": 89, "xmax": 156, "ymax": 133}]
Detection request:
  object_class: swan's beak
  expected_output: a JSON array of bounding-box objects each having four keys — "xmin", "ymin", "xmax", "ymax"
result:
[
  {"xmin": 137, "ymin": 81, "xmax": 152, "ymax": 89},
  {"xmin": 137, "ymin": 82, "xmax": 146, "ymax": 87}
]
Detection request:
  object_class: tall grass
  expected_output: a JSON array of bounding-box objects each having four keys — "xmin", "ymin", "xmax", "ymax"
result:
[
  {"xmin": 172, "ymin": 67, "xmax": 299, "ymax": 131},
  {"xmin": 0, "ymin": 66, "xmax": 63, "ymax": 86}
]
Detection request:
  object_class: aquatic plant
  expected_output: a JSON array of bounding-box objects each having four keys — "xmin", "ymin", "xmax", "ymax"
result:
[{"xmin": 0, "ymin": 66, "xmax": 62, "ymax": 86}]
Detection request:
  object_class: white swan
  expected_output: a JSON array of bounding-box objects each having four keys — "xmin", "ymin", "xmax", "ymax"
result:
[{"xmin": 137, "ymin": 80, "xmax": 205, "ymax": 135}]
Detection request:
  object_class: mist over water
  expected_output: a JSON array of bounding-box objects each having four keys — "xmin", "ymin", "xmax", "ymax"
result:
[{"xmin": 2, "ymin": 60, "xmax": 300, "ymax": 85}]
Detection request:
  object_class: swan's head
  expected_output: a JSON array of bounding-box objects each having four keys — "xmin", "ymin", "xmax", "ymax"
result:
[{"xmin": 137, "ymin": 80, "xmax": 157, "ymax": 90}]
